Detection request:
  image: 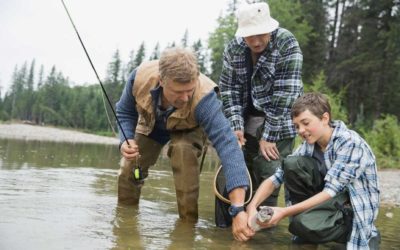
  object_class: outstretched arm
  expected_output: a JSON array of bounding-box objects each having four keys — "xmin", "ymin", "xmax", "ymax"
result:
[
  {"xmin": 246, "ymin": 178, "xmax": 276, "ymax": 228},
  {"xmin": 259, "ymin": 191, "xmax": 332, "ymax": 229},
  {"xmin": 195, "ymin": 91, "xmax": 253, "ymax": 241}
]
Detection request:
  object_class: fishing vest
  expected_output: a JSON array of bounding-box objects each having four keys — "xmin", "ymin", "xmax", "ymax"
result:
[{"xmin": 132, "ymin": 60, "xmax": 217, "ymax": 135}]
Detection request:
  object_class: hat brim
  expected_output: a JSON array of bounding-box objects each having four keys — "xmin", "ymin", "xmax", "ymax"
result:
[{"xmin": 235, "ymin": 18, "xmax": 279, "ymax": 37}]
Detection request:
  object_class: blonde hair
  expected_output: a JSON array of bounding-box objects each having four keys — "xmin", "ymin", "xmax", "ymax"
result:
[{"xmin": 159, "ymin": 47, "xmax": 199, "ymax": 83}]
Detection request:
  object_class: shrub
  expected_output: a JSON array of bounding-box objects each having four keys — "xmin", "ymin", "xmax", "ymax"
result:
[{"xmin": 361, "ymin": 115, "xmax": 400, "ymax": 169}]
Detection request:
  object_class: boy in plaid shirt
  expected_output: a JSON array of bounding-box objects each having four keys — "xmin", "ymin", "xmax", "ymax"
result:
[{"xmin": 247, "ymin": 92, "xmax": 380, "ymax": 249}]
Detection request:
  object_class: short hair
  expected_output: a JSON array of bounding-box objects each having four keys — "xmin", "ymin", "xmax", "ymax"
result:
[
  {"xmin": 159, "ymin": 47, "xmax": 199, "ymax": 83},
  {"xmin": 291, "ymin": 92, "xmax": 332, "ymax": 122}
]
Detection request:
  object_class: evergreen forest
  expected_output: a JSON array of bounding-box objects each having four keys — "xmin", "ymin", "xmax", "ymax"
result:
[{"xmin": 1, "ymin": 0, "xmax": 399, "ymax": 168}]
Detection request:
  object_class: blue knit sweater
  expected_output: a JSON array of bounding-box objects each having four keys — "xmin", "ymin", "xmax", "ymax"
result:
[{"xmin": 116, "ymin": 70, "xmax": 249, "ymax": 192}]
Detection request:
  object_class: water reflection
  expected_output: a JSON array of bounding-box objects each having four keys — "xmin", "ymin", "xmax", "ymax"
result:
[
  {"xmin": 0, "ymin": 138, "xmax": 120, "ymax": 169},
  {"xmin": 0, "ymin": 138, "xmax": 399, "ymax": 249}
]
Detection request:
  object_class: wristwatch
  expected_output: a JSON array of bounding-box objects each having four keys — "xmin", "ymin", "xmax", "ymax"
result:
[{"xmin": 228, "ymin": 205, "xmax": 245, "ymax": 218}]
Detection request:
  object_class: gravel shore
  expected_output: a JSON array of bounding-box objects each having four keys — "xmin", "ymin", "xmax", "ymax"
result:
[
  {"xmin": 0, "ymin": 123, "xmax": 119, "ymax": 145},
  {"xmin": 0, "ymin": 123, "xmax": 399, "ymax": 206}
]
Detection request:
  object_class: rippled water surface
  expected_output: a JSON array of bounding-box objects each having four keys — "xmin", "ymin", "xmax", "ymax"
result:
[{"xmin": 0, "ymin": 138, "xmax": 399, "ymax": 249}]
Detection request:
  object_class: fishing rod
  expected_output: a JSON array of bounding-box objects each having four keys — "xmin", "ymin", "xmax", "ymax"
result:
[{"xmin": 60, "ymin": 0, "xmax": 130, "ymax": 146}]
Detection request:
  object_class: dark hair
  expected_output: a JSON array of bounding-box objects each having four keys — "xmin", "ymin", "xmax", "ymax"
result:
[{"xmin": 291, "ymin": 92, "xmax": 332, "ymax": 123}]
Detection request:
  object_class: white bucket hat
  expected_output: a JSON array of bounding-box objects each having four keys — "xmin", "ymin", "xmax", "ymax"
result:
[{"xmin": 235, "ymin": 2, "xmax": 279, "ymax": 37}]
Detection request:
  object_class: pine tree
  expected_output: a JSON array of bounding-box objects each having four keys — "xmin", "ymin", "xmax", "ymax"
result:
[
  {"xmin": 326, "ymin": 0, "xmax": 400, "ymax": 122},
  {"xmin": 106, "ymin": 49, "xmax": 122, "ymax": 87},
  {"xmin": 37, "ymin": 65, "xmax": 44, "ymax": 89},
  {"xmin": 181, "ymin": 29, "xmax": 189, "ymax": 47},
  {"xmin": 298, "ymin": 0, "xmax": 329, "ymax": 83},
  {"xmin": 134, "ymin": 42, "xmax": 146, "ymax": 67},
  {"xmin": 267, "ymin": 0, "xmax": 312, "ymax": 47},
  {"xmin": 27, "ymin": 59, "xmax": 35, "ymax": 90},
  {"xmin": 208, "ymin": 0, "xmax": 237, "ymax": 82},
  {"xmin": 124, "ymin": 49, "xmax": 136, "ymax": 79},
  {"xmin": 149, "ymin": 42, "xmax": 160, "ymax": 60},
  {"xmin": 192, "ymin": 39, "xmax": 208, "ymax": 74}
]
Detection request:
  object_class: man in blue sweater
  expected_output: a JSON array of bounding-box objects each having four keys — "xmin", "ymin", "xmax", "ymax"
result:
[{"xmin": 116, "ymin": 47, "xmax": 253, "ymax": 241}]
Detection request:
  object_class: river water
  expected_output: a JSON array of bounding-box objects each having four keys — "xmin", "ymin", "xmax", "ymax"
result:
[{"xmin": 0, "ymin": 138, "xmax": 399, "ymax": 249}]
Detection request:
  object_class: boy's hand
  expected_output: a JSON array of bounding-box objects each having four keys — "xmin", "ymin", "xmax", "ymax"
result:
[
  {"xmin": 246, "ymin": 204, "xmax": 258, "ymax": 230},
  {"xmin": 258, "ymin": 207, "xmax": 285, "ymax": 228}
]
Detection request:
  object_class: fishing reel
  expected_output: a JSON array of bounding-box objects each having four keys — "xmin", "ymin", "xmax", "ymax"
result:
[
  {"xmin": 131, "ymin": 158, "xmax": 144, "ymax": 187},
  {"xmin": 133, "ymin": 166, "xmax": 143, "ymax": 181}
]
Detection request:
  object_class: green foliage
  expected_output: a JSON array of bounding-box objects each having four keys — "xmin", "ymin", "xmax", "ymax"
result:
[
  {"xmin": 192, "ymin": 39, "xmax": 208, "ymax": 74},
  {"xmin": 149, "ymin": 42, "xmax": 160, "ymax": 60},
  {"xmin": 267, "ymin": 0, "xmax": 312, "ymax": 47},
  {"xmin": 125, "ymin": 49, "xmax": 136, "ymax": 78},
  {"xmin": 134, "ymin": 42, "xmax": 146, "ymax": 67},
  {"xmin": 297, "ymin": 0, "xmax": 328, "ymax": 83},
  {"xmin": 39, "ymin": 105, "xmax": 72, "ymax": 127},
  {"xmin": 106, "ymin": 49, "xmax": 122, "ymax": 87},
  {"xmin": 208, "ymin": 9, "xmax": 236, "ymax": 81},
  {"xmin": 1, "ymin": 0, "xmax": 399, "ymax": 162},
  {"xmin": 304, "ymin": 72, "xmax": 348, "ymax": 123},
  {"xmin": 326, "ymin": 0, "xmax": 400, "ymax": 123},
  {"xmin": 361, "ymin": 115, "xmax": 400, "ymax": 169}
]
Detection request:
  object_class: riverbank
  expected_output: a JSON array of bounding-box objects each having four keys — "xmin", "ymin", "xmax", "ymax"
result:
[
  {"xmin": 0, "ymin": 122, "xmax": 399, "ymax": 206},
  {"xmin": 0, "ymin": 123, "xmax": 119, "ymax": 145}
]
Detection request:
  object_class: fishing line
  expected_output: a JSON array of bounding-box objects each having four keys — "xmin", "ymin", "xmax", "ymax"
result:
[{"xmin": 60, "ymin": 0, "xmax": 130, "ymax": 145}]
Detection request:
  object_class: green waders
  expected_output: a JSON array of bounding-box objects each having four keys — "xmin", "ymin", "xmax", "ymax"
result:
[
  {"xmin": 283, "ymin": 156, "xmax": 354, "ymax": 244},
  {"xmin": 277, "ymin": 156, "xmax": 381, "ymax": 248},
  {"xmin": 245, "ymin": 133, "xmax": 295, "ymax": 206},
  {"xmin": 118, "ymin": 128, "xmax": 205, "ymax": 222}
]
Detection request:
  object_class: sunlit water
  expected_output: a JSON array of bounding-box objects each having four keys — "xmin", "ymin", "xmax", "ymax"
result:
[{"xmin": 0, "ymin": 138, "xmax": 399, "ymax": 249}]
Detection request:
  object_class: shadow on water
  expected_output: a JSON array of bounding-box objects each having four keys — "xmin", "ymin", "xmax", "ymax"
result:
[{"xmin": 0, "ymin": 138, "xmax": 399, "ymax": 249}]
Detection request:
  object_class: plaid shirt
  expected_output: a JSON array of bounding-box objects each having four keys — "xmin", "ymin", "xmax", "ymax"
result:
[
  {"xmin": 219, "ymin": 28, "xmax": 303, "ymax": 142},
  {"xmin": 271, "ymin": 121, "xmax": 380, "ymax": 249}
]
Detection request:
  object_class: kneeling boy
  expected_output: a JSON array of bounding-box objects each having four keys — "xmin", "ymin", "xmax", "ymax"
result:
[{"xmin": 246, "ymin": 92, "xmax": 380, "ymax": 249}]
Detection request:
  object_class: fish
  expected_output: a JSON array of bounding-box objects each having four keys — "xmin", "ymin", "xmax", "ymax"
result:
[{"xmin": 249, "ymin": 206, "xmax": 274, "ymax": 231}]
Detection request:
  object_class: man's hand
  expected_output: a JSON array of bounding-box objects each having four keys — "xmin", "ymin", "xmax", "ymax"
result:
[
  {"xmin": 259, "ymin": 140, "xmax": 279, "ymax": 161},
  {"xmin": 232, "ymin": 211, "xmax": 254, "ymax": 241},
  {"xmin": 234, "ymin": 130, "xmax": 246, "ymax": 147},
  {"xmin": 120, "ymin": 139, "xmax": 140, "ymax": 160},
  {"xmin": 228, "ymin": 188, "xmax": 254, "ymax": 241}
]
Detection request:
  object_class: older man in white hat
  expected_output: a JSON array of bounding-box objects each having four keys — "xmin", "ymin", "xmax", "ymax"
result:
[{"xmin": 219, "ymin": 1, "xmax": 303, "ymax": 217}]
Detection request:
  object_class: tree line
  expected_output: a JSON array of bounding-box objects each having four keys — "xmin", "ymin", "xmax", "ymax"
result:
[{"xmin": 0, "ymin": 0, "xmax": 399, "ymax": 168}]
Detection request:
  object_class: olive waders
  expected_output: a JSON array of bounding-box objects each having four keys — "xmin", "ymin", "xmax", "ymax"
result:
[
  {"xmin": 245, "ymin": 133, "xmax": 295, "ymax": 206},
  {"xmin": 118, "ymin": 127, "xmax": 205, "ymax": 222},
  {"xmin": 284, "ymin": 156, "xmax": 381, "ymax": 248}
]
